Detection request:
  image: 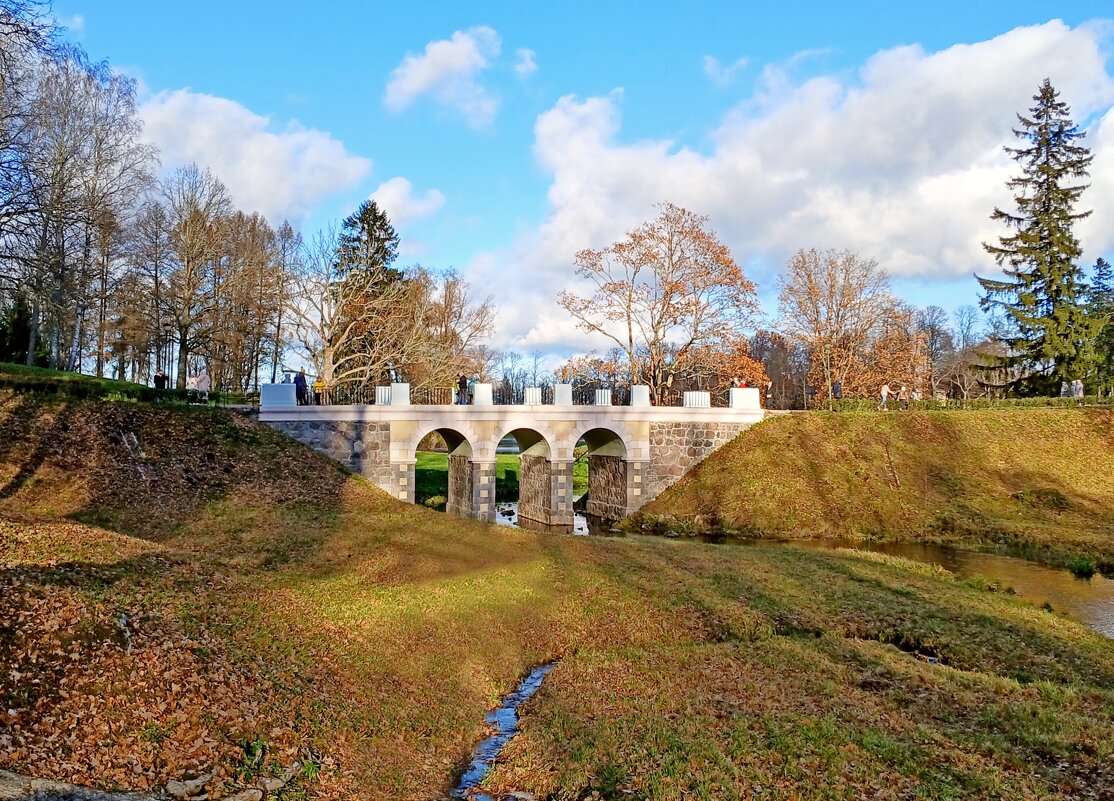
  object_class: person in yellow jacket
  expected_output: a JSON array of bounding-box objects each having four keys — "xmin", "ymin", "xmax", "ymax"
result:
[{"xmin": 312, "ymin": 378, "xmax": 326, "ymax": 405}]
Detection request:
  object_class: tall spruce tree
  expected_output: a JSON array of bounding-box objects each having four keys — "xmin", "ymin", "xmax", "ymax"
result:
[
  {"xmin": 1092, "ymin": 257, "xmax": 1114, "ymax": 395},
  {"xmin": 977, "ymin": 79, "xmax": 1102, "ymax": 395},
  {"xmin": 335, "ymin": 199, "xmax": 400, "ymax": 280}
]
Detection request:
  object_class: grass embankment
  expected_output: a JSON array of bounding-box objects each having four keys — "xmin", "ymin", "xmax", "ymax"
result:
[
  {"xmin": 1, "ymin": 373, "xmax": 1113, "ymax": 799},
  {"xmin": 414, "ymin": 451, "xmax": 589, "ymax": 508},
  {"xmin": 642, "ymin": 409, "xmax": 1114, "ymax": 569}
]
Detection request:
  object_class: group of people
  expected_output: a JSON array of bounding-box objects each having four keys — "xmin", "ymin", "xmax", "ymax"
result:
[
  {"xmin": 456, "ymin": 374, "xmax": 475, "ymax": 405},
  {"xmin": 150, "ymin": 368, "xmax": 210, "ymax": 403},
  {"xmin": 281, "ymin": 368, "xmax": 326, "ymax": 405},
  {"xmin": 878, "ymin": 382, "xmax": 919, "ymax": 410},
  {"xmin": 1060, "ymin": 379, "xmax": 1086, "ymax": 399}
]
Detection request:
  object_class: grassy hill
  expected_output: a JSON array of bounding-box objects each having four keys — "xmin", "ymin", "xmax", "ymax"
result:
[
  {"xmin": 642, "ymin": 409, "xmax": 1114, "ymax": 569},
  {"xmin": 2, "ymin": 372, "xmax": 1114, "ymax": 799}
]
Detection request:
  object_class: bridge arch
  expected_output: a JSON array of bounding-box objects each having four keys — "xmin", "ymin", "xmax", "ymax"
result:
[
  {"xmin": 577, "ymin": 426, "xmax": 631, "ymax": 521},
  {"xmin": 413, "ymin": 425, "xmax": 475, "ymax": 517},
  {"xmin": 499, "ymin": 427, "xmax": 569, "ymax": 529}
]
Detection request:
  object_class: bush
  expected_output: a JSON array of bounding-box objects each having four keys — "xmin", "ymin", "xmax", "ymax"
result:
[
  {"xmin": 1066, "ymin": 556, "xmax": 1097, "ymax": 579},
  {"xmin": 0, "ymin": 362, "xmax": 234, "ymax": 406}
]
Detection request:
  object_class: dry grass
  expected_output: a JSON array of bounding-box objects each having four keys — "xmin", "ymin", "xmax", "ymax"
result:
[
  {"xmin": 642, "ymin": 409, "xmax": 1114, "ymax": 567},
  {"xmin": 2, "ymin": 391, "xmax": 1114, "ymax": 799}
]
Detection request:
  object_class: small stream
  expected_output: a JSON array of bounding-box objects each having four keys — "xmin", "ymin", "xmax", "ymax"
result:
[{"xmin": 451, "ymin": 662, "xmax": 557, "ymax": 800}]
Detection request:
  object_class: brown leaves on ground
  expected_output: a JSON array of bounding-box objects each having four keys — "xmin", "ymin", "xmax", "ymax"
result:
[{"xmin": 0, "ymin": 519, "xmax": 352, "ymax": 799}]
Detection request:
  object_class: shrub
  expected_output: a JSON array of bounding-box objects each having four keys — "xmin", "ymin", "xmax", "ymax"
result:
[{"xmin": 1066, "ymin": 556, "xmax": 1097, "ymax": 579}]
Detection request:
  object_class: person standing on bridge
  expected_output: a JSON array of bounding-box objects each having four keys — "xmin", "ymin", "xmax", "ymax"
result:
[
  {"xmin": 294, "ymin": 368, "xmax": 309, "ymax": 406},
  {"xmin": 457, "ymin": 373, "xmax": 469, "ymax": 405}
]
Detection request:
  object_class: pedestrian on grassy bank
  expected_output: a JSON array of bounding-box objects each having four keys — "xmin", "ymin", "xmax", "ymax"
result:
[
  {"xmin": 294, "ymin": 368, "xmax": 308, "ymax": 406},
  {"xmin": 832, "ymin": 379, "xmax": 843, "ymax": 401},
  {"xmin": 1073, "ymin": 379, "xmax": 1084, "ymax": 399},
  {"xmin": 153, "ymin": 369, "xmax": 167, "ymax": 392},
  {"xmin": 897, "ymin": 385, "xmax": 909, "ymax": 409},
  {"xmin": 878, "ymin": 383, "xmax": 891, "ymax": 411},
  {"xmin": 195, "ymin": 370, "xmax": 210, "ymax": 403}
]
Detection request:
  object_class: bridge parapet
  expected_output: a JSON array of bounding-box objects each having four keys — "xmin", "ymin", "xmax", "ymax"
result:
[{"xmin": 260, "ymin": 385, "xmax": 764, "ymax": 526}]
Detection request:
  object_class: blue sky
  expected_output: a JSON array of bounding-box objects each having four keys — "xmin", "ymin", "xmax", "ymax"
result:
[{"xmin": 59, "ymin": 2, "xmax": 1114, "ymax": 357}]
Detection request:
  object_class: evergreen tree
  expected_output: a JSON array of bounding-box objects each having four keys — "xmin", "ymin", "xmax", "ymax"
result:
[
  {"xmin": 1092, "ymin": 257, "xmax": 1114, "ymax": 395},
  {"xmin": 976, "ymin": 79, "xmax": 1103, "ymax": 395},
  {"xmin": 335, "ymin": 199, "xmax": 400, "ymax": 279}
]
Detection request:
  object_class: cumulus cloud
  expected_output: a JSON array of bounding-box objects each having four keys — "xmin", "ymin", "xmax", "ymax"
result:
[
  {"xmin": 702, "ymin": 54, "xmax": 748, "ymax": 86},
  {"xmin": 384, "ymin": 26, "xmax": 502, "ymax": 128},
  {"xmin": 370, "ymin": 177, "xmax": 446, "ymax": 228},
  {"xmin": 514, "ymin": 48, "xmax": 538, "ymax": 77},
  {"xmin": 467, "ymin": 20, "xmax": 1114, "ymax": 353},
  {"xmin": 140, "ymin": 89, "xmax": 371, "ymax": 222}
]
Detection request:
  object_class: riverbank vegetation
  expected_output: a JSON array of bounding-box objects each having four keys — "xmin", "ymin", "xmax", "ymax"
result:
[
  {"xmin": 2, "ymin": 390, "xmax": 1113, "ymax": 799},
  {"xmin": 642, "ymin": 408, "xmax": 1114, "ymax": 571}
]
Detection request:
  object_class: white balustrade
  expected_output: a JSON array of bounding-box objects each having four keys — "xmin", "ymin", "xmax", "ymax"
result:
[
  {"xmin": 594, "ymin": 388, "xmax": 613, "ymax": 406},
  {"xmin": 683, "ymin": 391, "xmax": 711, "ymax": 408},
  {"xmin": 524, "ymin": 387, "xmax": 543, "ymax": 405}
]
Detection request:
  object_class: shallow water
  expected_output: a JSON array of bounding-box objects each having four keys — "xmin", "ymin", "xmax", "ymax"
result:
[
  {"xmin": 493, "ymin": 501, "xmax": 616, "ymax": 536},
  {"xmin": 497, "ymin": 506, "xmax": 1114, "ymax": 639},
  {"xmin": 451, "ymin": 662, "xmax": 557, "ymax": 800},
  {"xmin": 791, "ymin": 539, "xmax": 1114, "ymax": 639}
]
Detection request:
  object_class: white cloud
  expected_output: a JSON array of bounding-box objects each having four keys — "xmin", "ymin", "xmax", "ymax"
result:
[
  {"xmin": 54, "ymin": 12, "xmax": 84, "ymax": 35},
  {"xmin": 466, "ymin": 20, "xmax": 1114, "ymax": 353},
  {"xmin": 370, "ymin": 176, "xmax": 446, "ymax": 228},
  {"xmin": 702, "ymin": 54, "xmax": 748, "ymax": 87},
  {"xmin": 514, "ymin": 48, "xmax": 538, "ymax": 77},
  {"xmin": 384, "ymin": 26, "xmax": 502, "ymax": 128},
  {"xmin": 140, "ymin": 89, "xmax": 372, "ymax": 222}
]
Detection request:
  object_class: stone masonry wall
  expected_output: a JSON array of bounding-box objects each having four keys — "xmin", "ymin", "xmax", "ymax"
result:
[
  {"xmin": 587, "ymin": 454, "xmax": 627, "ymax": 521},
  {"xmin": 518, "ymin": 454, "xmax": 552, "ymax": 526},
  {"xmin": 447, "ymin": 454, "xmax": 473, "ymax": 516},
  {"xmin": 646, "ymin": 422, "xmax": 748, "ymax": 501},
  {"xmin": 265, "ymin": 420, "xmax": 392, "ymax": 487}
]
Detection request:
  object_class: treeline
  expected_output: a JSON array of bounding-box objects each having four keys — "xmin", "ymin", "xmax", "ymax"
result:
[
  {"xmin": 0, "ymin": 3, "xmax": 493, "ymax": 392},
  {"xmin": 555, "ymin": 81, "xmax": 1113, "ymax": 405}
]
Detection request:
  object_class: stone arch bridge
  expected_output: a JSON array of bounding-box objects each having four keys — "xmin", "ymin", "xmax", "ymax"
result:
[{"xmin": 260, "ymin": 384, "xmax": 764, "ymax": 528}]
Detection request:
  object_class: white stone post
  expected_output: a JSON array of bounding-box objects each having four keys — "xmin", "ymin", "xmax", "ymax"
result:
[
  {"xmin": 729, "ymin": 387, "xmax": 761, "ymax": 409},
  {"xmin": 390, "ymin": 383, "xmax": 411, "ymax": 406},
  {"xmin": 594, "ymin": 388, "xmax": 613, "ymax": 406},
  {"xmin": 375, "ymin": 385, "xmax": 392, "ymax": 405},
  {"xmin": 553, "ymin": 384, "xmax": 573, "ymax": 405},
  {"xmin": 260, "ymin": 383, "xmax": 296, "ymax": 407},
  {"xmin": 473, "ymin": 382, "xmax": 493, "ymax": 406},
  {"xmin": 630, "ymin": 385, "xmax": 651, "ymax": 407}
]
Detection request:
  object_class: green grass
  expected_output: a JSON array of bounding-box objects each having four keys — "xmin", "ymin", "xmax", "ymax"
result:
[
  {"xmin": 3, "ymin": 391, "xmax": 1114, "ymax": 800},
  {"xmin": 414, "ymin": 451, "xmax": 589, "ymax": 508},
  {"xmin": 0, "ymin": 360, "xmax": 240, "ymax": 404},
  {"xmin": 642, "ymin": 409, "xmax": 1114, "ymax": 570}
]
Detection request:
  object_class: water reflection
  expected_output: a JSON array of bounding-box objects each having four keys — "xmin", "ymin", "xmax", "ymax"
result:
[
  {"xmin": 793, "ymin": 540, "xmax": 1114, "ymax": 639},
  {"xmin": 494, "ymin": 501, "xmax": 616, "ymax": 536}
]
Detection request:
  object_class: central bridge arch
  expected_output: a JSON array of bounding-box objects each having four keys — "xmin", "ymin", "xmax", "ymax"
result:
[{"xmin": 578, "ymin": 427, "xmax": 630, "ymax": 522}]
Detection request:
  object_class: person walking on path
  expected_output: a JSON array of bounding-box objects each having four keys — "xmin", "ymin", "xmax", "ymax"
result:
[
  {"xmin": 294, "ymin": 368, "xmax": 309, "ymax": 406},
  {"xmin": 1073, "ymin": 379, "xmax": 1085, "ymax": 399},
  {"xmin": 878, "ymin": 382, "xmax": 891, "ymax": 411},
  {"xmin": 897, "ymin": 384, "xmax": 909, "ymax": 410},
  {"xmin": 456, "ymin": 374, "xmax": 468, "ymax": 405},
  {"xmin": 195, "ymin": 369, "xmax": 211, "ymax": 403},
  {"xmin": 832, "ymin": 379, "xmax": 843, "ymax": 401}
]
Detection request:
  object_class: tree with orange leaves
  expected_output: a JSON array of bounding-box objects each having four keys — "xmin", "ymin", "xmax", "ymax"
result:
[{"xmin": 558, "ymin": 203, "xmax": 760, "ymax": 403}]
